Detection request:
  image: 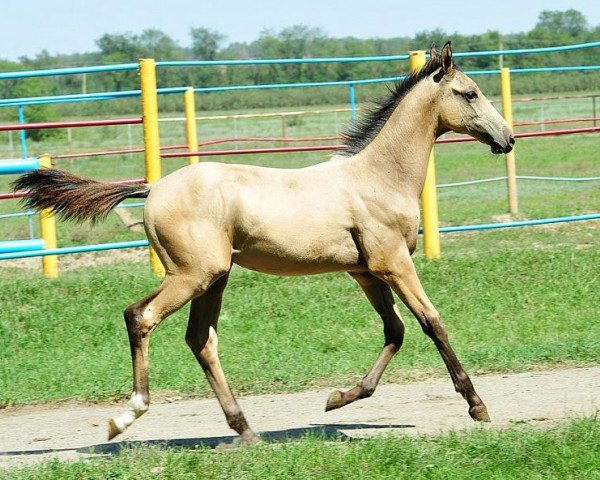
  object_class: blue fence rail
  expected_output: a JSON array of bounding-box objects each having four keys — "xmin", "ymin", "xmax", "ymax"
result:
[
  {"xmin": 2, "ymin": 65, "xmax": 600, "ymax": 108},
  {"xmin": 0, "ymin": 214, "xmax": 598, "ymax": 261},
  {"xmin": 0, "ymin": 41, "xmax": 598, "ymax": 80}
]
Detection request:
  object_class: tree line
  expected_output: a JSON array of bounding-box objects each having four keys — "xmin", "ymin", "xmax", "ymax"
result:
[{"xmin": 0, "ymin": 9, "xmax": 599, "ymax": 129}]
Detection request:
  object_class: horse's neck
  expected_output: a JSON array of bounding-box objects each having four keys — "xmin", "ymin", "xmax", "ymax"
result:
[{"xmin": 354, "ymin": 80, "xmax": 439, "ymax": 197}]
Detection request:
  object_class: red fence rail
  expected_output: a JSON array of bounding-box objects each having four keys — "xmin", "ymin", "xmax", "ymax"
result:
[
  {"xmin": 161, "ymin": 126, "xmax": 600, "ymax": 158},
  {"xmin": 0, "ymin": 118, "xmax": 142, "ymax": 132},
  {"xmin": 2, "ymin": 126, "xmax": 598, "ymax": 200}
]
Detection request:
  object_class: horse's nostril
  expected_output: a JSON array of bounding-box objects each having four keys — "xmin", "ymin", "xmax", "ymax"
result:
[{"xmin": 508, "ymin": 135, "xmax": 515, "ymax": 146}]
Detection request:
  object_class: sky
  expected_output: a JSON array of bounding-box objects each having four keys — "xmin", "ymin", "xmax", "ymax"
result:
[{"xmin": 1, "ymin": 0, "xmax": 599, "ymax": 61}]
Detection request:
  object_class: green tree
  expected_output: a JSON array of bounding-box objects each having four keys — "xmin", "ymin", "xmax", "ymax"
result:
[
  {"xmin": 190, "ymin": 27, "xmax": 226, "ymax": 60},
  {"xmin": 534, "ymin": 9, "xmax": 588, "ymax": 37}
]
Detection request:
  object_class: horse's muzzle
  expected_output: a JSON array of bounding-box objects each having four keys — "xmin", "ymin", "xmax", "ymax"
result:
[{"xmin": 490, "ymin": 134, "xmax": 515, "ymax": 154}]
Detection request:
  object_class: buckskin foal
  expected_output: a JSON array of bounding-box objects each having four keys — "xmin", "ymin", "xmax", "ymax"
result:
[{"xmin": 14, "ymin": 42, "xmax": 514, "ymax": 444}]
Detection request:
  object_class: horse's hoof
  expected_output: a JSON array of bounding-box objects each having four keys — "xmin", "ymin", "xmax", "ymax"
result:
[
  {"xmin": 469, "ymin": 405, "xmax": 491, "ymax": 422},
  {"xmin": 216, "ymin": 433, "xmax": 260, "ymax": 451},
  {"xmin": 325, "ymin": 390, "xmax": 344, "ymax": 412},
  {"xmin": 107, "ymin": 419, "xmax": 123, "ymax": 440},
  {"xmin": 241, "ymin": 431, "xmax": 261, "ymax": 445}
]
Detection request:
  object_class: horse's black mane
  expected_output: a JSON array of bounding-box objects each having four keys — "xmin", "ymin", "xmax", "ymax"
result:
[{"xmin": 338, "ymin": 55, "xmax": 448, "ymax": 157}]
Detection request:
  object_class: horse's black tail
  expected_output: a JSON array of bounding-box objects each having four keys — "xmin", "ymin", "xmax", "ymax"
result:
[{"xmin": 12, "ymin": 168, "xmax": 151, "ymax": 223}]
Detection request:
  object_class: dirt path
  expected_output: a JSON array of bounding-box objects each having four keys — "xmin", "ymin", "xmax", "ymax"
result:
[{"xmin": 1, "ymin": 366, "xmax": 599, "ymax": 468}]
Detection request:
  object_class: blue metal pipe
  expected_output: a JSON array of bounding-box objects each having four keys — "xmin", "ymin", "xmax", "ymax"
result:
[
  {"xmin": 115, "ymin": 202, "xmax": 146, "ymax": 209},
  {"xmin": 0, "ymin": 63, "xmax": 139, "ymax": 80},
  {"xmin": 453, "ymin": 41, "xmax": 600, "ymax": 59},
  {"xmin": 157, "ymin": 41, "xmax": 600, "ymax": 66},
  {"xmin": 0, "ymin": 211, "xmax": 36, "ymax": 220},
  {"xmin": 438, "ymin": 175, "xmax": 600, "ymax": 188},
  {"xmin": 1, "ymin": 63, "xmax": 599, "ymax": 109},
  {"xmin": 517, "ymin": 175, "xmax": 600, "ymax": 181},
  {"xmin": 0, "ymin": 78, "xmax": 404, "ymax": 108},
  {"xmin": 0, "ymin": 41, "xmax": 597, "ymax": 81},
  {"xmin": 0, "ymin": 157, "xmax": 41, "ymax": 175},
  {"xmin": 0, "ymin": 215, "xmax": 598, "ymax": 261},
  {"xmin": 0, "ymin": 87, "xmax": 187, "ymax": 108},
  {"xmin": 436, "ymin": 213, "xmax": 600, "ymax": 233},
  {"xmin": 0, "ymin": 239, "xmax": 44, "ymax": 254},
  {"xmin": 195, "ymin": 76, "xmax": 404, "ymax": 94},
  {"xmin": 438, "ymin": 177, "xmax": 508, "ymax": 188},
  {"xmin": 465, "ymin": 65, "xmax": 600, "ymax": 76},
  {"xmin": 349, "ymin": 84, "xmax": 357, "ymax": 122},
  {"xmin": 157, "ymin": 55, "xmax": 410, "ymax": 68},
  {"xmin": 0, "ymin": 90, "xmax": 143, "ymax": 108},
  {"xmin": 0, "ymin": 239, "xmax": 149, "ymax": 260},
  {"xmin": 18, "ymin": 106, "xmax": 27, "ymax": 159}
]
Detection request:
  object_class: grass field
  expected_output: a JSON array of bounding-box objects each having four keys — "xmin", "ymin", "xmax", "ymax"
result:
[
  {"xmin": 1, "ymin": 220, "xmax": 598, "ymax": 406},
  {"xmin": 0, "ymin": 90, "xmax": 598, "ymax": 405},
  {"xmin": 4, "ymin": 417, "xmax": 599, "ymax": 479}
]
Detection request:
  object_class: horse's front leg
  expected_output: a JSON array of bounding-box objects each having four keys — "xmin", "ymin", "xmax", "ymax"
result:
[
  {"xmin": 372, "ymin": 247, "xmax": 490, "ymax": 422},
  {"xmin": 326, "ymin": 272, "xmax": 405, "ymax": 411}
]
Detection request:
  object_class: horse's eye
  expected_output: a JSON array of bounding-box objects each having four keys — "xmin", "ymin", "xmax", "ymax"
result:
[{"xmin": 464, "ymin": 91, "xmax": 478, "ymax": 100}]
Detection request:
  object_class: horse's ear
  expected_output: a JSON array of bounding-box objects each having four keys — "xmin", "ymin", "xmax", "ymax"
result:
[
  {"xmin": 441, "ymin": 41, "xmax": 453, "ymax": 73},
  {"xmin": 429, "ymin": 43, "xmax": 438, "ymax": 60}
]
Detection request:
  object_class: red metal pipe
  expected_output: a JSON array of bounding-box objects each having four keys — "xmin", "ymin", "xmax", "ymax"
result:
[
  {"xmin": 0, "ymin": 117, "xmax": 142, "ymax": 132},
  {"xmin": 3, "ymin": 126, "xmax": 598, "ymax": 201},
  {"xmin": 513, "ymin": 126, "xmax": 600, "ymax": 139},
  {"xmin": 53, "ymin": 137, "xmax": 339, "ymax": 160},
  {"xmin": 198, "ymin": 136, "xmax": 341, "ymax": 147},
  {"xmin": 518, "ymin": 117, "xmax": 596, "ymax": 127},
  {"xmin": 436, "ymin": 126, "xmax": 600, "ymax": 144},
  {"xmin": 163, "ymin": 126, "xmax": 600, "ymax": 157},
  {"xmin": 0, "ymin": 191, "xmax": 26, "ymax": 200},
  {"xmin": 161, "ymin": 145, "xmax": 342, "ymax": 158},
  {"xmin": 514, "ymin": 117, "xmax": 600, "ymax": 127},
  {"xmin": 53, "ymin": 144, "xmax": 186, "ymax": 160}
]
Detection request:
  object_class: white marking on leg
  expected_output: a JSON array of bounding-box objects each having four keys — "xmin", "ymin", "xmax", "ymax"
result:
[
  {"xmin": 393, "ymin": 304, "xmax": 405, "ymax": 326},
  {"xmin": 111, "ymin": 393, "xmax": 149, "ymax": 433}
]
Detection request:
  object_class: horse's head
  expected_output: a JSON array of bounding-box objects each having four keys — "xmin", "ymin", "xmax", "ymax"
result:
[{"xmin": 433, "ymin": 42, "xmax": 514, "ymax": 154}]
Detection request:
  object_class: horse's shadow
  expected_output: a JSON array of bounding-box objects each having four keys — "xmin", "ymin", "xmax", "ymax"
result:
[{"xmin": 1, "ymin": 422, "xmax": 414, "ymax": 458}]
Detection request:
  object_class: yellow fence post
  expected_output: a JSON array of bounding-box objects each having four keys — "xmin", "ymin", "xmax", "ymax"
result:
[
  {"xmin": 39, "ymin": 154, "xmax": 58, "ymax": 278},
  {"xmin": 139, "ymin": 58, "xmax": 165, "ymax": 277},
  {"xmin": 410, "ymin": 50, "xmax": 440, "ymax": 260},
  {"xmin": 184, "ymin": 87, "xmax": 199, "ymax": 165},
  {"xmin": 500, "ymin": 67, "xmax": 519, "ymax": 215}
]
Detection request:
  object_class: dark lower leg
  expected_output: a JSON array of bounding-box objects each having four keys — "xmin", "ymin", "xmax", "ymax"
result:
[
  {"xmin": 383, "ymin": 254, "xmax": 489, "ymax": 422},
  {"xmin": 186, "ymin": 278, "xmax": 259, "ymax": 443},
  {"xmin": 428, "ymin": 330, "xmax": 489, "ymax": 421},
  {"xmin": 196, "ymin": 329, "xmax": 259, "ymax": 443},
  {"xmin": 326, "ymin": 343, "xmax": 399, "ymax": 411},
  {"xmin": 326, "ymin": 273, "xmax": 405, "ymax": 411}
]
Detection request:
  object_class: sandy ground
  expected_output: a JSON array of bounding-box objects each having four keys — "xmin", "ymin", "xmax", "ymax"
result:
[{"xmin": 0, "ymin": 366, "xmax": 598, "ymax": 468}]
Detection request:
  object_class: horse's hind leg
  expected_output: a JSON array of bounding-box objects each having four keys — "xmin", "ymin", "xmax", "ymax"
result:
[
  {"xmin": 107, "ymin": 271, "xmax": 225, "ymax": 440},
  {"xmin": 185, "ymin": 273, "xmax": 260, "ymax": 444},
  {"xmin": 326, "ymin": 272, "xmax": 405, "ymax": 411}
]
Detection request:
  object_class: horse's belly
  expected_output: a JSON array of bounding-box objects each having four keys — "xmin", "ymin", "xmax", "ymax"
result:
[{"xmin": 232, "ymin": 232, "xmax": 362, "ymax": 275}]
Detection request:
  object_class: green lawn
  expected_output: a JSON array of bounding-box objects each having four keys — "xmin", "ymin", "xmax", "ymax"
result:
[
  {"xmin": 4, "ymin": 417, "xmax": 599, "ymax": 479},
  {"xmin": 0, "ymin": 94, "xmax": 598, "ymax": 406},
  {"xmin": 1, "ymin": 221, "xmax": 598, "ymax": 407}
]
